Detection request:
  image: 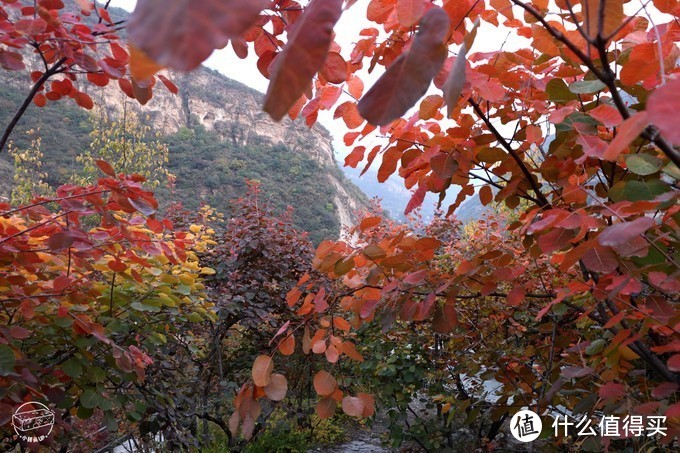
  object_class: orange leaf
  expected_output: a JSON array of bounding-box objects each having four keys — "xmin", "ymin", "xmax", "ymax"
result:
[
  {"xmin": 264, "ymin": 0, "xmax": 344, "ymax": 121},
  {"xmin": 332, "ymin": 316, "xmax": 351, "ymax": 332},
  {"xmin": 252, "ymin": 355, "xmax": 273, "ymax": 387},
  {"xmin": 313, "ymin": 370, "xmax": 337, "ymax": 396},
  {"xmin": 358, "ymin": 393, "xmax": 376, "ymax": 417},
  {"xmin": 278, "ymin": 333, "xmax": 295, "ymax": 356},
  {"xmin": 358, "ymin": 7, "xmax": 450, "ymax": 125},
  {"xmin": 316, "ymin": 397, "xmax": 337, "ymax": 419},
  {"xmin": 341, "ymin": 396, "xmax": 365, "ymax": 417},
  {"xmin": 603, "ymin": 112, "xmax": 649, "ymax": 161},
  {"xmin": 397, "ymin": 0, "xmax": 425, "ymax": 27},
  {"xmin": 127, "ymin": 0, "xmax": 267, "ymax": 71},
  {"xmin": 129, "ymin": 44, "xmax": 164, "ymax": 81},
  {"xmin": 264, "ymin": 374, "xmax": 288, "ymax": 401}
]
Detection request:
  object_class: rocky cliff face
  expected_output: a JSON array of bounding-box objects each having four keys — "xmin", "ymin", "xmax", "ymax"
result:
[{"xmin": 83, "ymin": 67, "xmax": 364, "ymax": 230}]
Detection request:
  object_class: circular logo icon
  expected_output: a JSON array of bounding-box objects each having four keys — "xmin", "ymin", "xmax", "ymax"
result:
[
  {"xmin": 12, "ymin": 401, "xmax": 54, "ymax": 444},
  {"xmin": 510, "ymin": 409, "xmax": 542, "ymax": 442}
]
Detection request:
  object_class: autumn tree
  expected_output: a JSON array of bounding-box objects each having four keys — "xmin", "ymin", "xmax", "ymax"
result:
[
  {"xmin": 7, "ymin": 129, "xmax": 51, "ymax": 204},
  {"xmin": 73, "ymin": 108, "xmax": 172, "ymax": 188},
  {"xmin": 0, "ymin": 163, "xmax": 216, "ymax": 450},
  {"xmin": 124, "ymin": 0, "xmax": 680, "ymax": 448},
  {"xmin": 0, "ymin": 0, "xmax": 177, "ymax": 153}
]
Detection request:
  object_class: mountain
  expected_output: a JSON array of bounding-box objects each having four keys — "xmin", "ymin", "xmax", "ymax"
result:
[
  {"xmin": 340, "ymin": 162, "xmax": 489, "ymax": 224},
  {"xmin": 0, "ymin": 46, "xmax": 369, "ymax": 244}
]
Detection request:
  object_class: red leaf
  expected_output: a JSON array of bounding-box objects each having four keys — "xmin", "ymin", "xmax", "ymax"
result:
[
  {"xmin": 603, "ymin": 112, "xmax": 649, "ymax": 160},
  {"xmin": 597, "ymin": 217, "xmax": 655, "ymax": 247},
  {"xmin": 33, "ymin": 93, "xmax": 47, "ymax": 107},
  {"xmin": 108, "ymin": 260, "xmax": 127, "ymax": 272},
  {"xmin": 47, "ymin": 232, "xmax": 74, "ymax": 251},
  {"xmin": 87, "ymin": 72, "xmax": 110, "ymax": 87},
  {"xmin": 419, "ymin": 94, "xmax": 443, "ymax": 120},
  {"xmin": 404, "ymin": 184, "xmax": 427, "ymax": 215},
  {"xmin": 74, "ymin": 92, "xmax": 94, "ymax": 110},
  {"xmin": 131, "ymin": 79, "xmax": 153, "ymax": 105},
  {"xmin": 358, "ymin": 7, "xmax": 450, "ymax": 125},
  {"xmin": 264, "ymin": 0, "xmax": 344, "ymax": 121},
  {"xmin": 397, "ymin": 0, "xmax": 425, "ymax": 27},
  {"xmin": 128, "ymin": 0, "xmax": 267, "ymax": 71},
  {"xmin": 157, "ymin": 74, "xmax": 178, "ymax": 94},
  {"xmin": 316, "ymin": 397, "xmax": 337, "ymax": 419},
  {"xmin": 582, "ymin": 244, "xmax": 618, "ymax": 273},
  {"xmin": 651, "ymin": 382, "xmax": 678, "ymax": 399},
  {"xmin": 129, "ymin": 44, "xmax": 165, "ymax": 81},
  {"xmin": 360, "ymin": 216, "xmax": 381, "ymax": 231},
  {"xmin": 506, "ymin": 286, "xmax": 525, "ymax": 307},
  {"xmin": 479, "ymin": 185, "xmax": 493, "ymax": 206},
  {"xmin": 432, "ymin": 302, "xmax": 457, "ymax": 333},
  {"xmin": 648, "ymin": 78, "xmax": 680, "ymax": 145},
  {"xmin": 430, "ymin": 152, "xmax": 458, "ymax": 180},
  {"xmin": 668, "ymin": 354, "xmax": 680, "ymax": 372},
  {"xmin": 9, "ymin": 326, "xmax": 31, "ymax": 339},
  {"xmin": 96, "ymin": 160, "xmax": 116, "ymax": 176},
  {"xmin": 561, "ymin": 366, "xmax": 595, "ymax": 379},
  {"xmin": 320, "ymin": 52, "xmax": 348, "ymax": 84},
  {"xmin": 0, "ymin": 49, "xmax": 25, "ymax": 71},
  {"xmin": 589, "ymin": 104, "xmax": 623, "ymax": 127},
  {"xmin": 599, "ymin": 382, "xmax": 626, "ymax": 400}
]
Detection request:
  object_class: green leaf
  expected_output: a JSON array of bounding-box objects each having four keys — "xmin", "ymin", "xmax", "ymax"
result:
[
  {"xmin": 586, "ymin": 339, "xmax": 606, "ymax": 355},
  {"xmin": 546, "ymin": 78, "xmax": 578, "ymax": 103},
  {"xmin": 77, "ymin": 405, "xmax": 94, "ymax": 419},
  {"xmin": 62, "ymin": 358, "xmax": 83, "ymax": 378},
  {"xmin": 80, "ymin": 389, "xmax": 101, "ymax": 409},
  {"xmin": 625, "ymin": 154, "xmax": 662, "ymax": 175},
  {"xmin": 622, "ymin": 180, "xmax": 670, "ymax": 201},
  {"xmin": 187, "ymin": 312, "xmax": 203, "ymax": 322},
  {"xmin": 0, "ymin": 345, "xmax": 15, "ymax": 376},
  {"xmin": 131, "ymin": 301, "xmax": 161, "ymax": 312},
  {"xmin": 104, "ymin": 411, "xmax": 118, "ymax": 431},
  {"xmin": 569, "ymin": 79, "xmax": 606, "ymax": 94},
  {"xmin": 662, "ymin": 162, "xmax": 680, "ymax": 180},
  {"xmin": 88, "ymin": 367, "xmax": 107, "ymax": 383}
]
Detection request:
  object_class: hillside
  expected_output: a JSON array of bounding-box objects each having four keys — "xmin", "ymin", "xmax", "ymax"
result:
[{"xmin": 0, "ymin": 55, "xmax": 369, "ymax": 244}]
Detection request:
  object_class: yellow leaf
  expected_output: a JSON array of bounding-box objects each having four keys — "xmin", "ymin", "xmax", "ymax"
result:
[{"xmin": 200, "ymin": 267, "xmax": 216, "ymax": 275}]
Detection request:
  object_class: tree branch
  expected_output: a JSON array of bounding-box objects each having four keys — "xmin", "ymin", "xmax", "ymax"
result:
[
  {"xmin": 468, "ymin": 98, "xmax": 551, "ymax": 208},
  {"xmin": 0, "ymin": 57, "xmax": 67, "ymax": 154}
]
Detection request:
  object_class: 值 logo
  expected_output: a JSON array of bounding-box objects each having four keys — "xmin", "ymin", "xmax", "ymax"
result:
[{"xmin": 510, "ymin": 409, "xmax": 542, "ymax": 442}]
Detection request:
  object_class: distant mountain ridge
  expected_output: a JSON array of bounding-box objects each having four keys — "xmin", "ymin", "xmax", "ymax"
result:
[{"xmin": 0, "ymin": 7, "xmax": 369, "ymax": 243}]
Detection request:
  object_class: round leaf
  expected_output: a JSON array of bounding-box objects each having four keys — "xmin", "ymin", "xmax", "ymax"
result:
[{"xmin": 252, "ymin": 355, "xmax": 273, "ymax": 387}]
